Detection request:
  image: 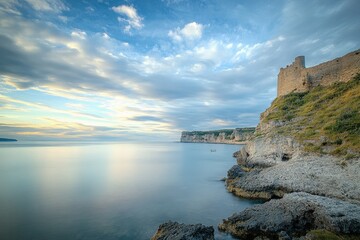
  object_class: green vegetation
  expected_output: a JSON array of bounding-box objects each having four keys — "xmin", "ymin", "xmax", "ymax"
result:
[
  {"xmin": 264, "ymin": 73, "xmax": 360, "ymax": 157},
  {"xmin": 307, "ymin": 230, "xmax": 341, "ymax": 240},
  {"xmin": 307, "ymin": 229, "xmax": 360, "ymax": 240}
]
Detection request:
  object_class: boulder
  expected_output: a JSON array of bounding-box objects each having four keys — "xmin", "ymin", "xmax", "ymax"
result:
[
  {"xmin": 219, "ymin": 192, "xmax": 360, "ymax": 239},
  {"xmin": 227, "ymin": 165, "xmax": 245, "ymax": 179},
  {"xmin": 151, "ymin": 221, "xmax": 214, "ymax": 240}
]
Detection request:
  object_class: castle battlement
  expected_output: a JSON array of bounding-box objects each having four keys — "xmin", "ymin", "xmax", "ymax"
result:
[{"xmin": 277, "ymin": 49, "xmax": 360, "ymax": 97}]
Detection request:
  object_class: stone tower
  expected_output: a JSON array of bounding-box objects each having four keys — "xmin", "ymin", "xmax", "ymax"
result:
[{"xmin": 277, "ymin": 55, "xmax": 309, "ymax": 97}]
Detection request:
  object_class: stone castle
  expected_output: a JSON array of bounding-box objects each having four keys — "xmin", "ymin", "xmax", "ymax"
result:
[{"xmin": 277, "ymin": 49, "xmax": 360, "ymax": 96}]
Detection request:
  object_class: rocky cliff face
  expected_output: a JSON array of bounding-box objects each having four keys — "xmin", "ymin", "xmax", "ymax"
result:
[
  {"xmin": 219, "ymin": 66, "xmax": 360, "ymax": 239},
  {"xmin": 180, "ymin": 128, "xmax": 255, "ymax": 144}
]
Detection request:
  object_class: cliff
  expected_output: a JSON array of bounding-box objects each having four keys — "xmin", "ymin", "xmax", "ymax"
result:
[
  {"xmin": 180, "ymin": 128, "xmax": 255, "ymax": 144},
  {"xmin": 219, "ymin": 53, "xmax": 360, "ymax": 239},
  {"xmin": 154, "ymin": 50, "xmax": 360, "ymax": 240}
]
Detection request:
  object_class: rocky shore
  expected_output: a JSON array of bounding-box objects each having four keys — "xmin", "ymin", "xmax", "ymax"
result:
[
  {"xmin": 153, "ymin": 133, "xmax": 360, "ymax": 240},
  {"xmin": 152, "ymin": 55, "xmax": 360, "ymax": 239},
  {"xmin": 219, "ymin": 192, "xmax": 360, "ymax": 239},
  {"xmin": 221, "ymin": 140, "xmax": 360, "ymax": 238},
  {"xmin": 226, "ymin": 136, "xmax": 360, "ymax": 203}
]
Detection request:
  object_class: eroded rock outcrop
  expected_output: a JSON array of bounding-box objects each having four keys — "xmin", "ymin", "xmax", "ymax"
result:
[
  {"xmin": 151, "ymin": 221, "xmax": 214, "ymax": 240},
  {"xmin": 227, "ymin": 136, "xmax": 360, "ymax": 202},
  {"xmin": 219, "ymin": 192, "xmax": 360, "ymax": 239},
  {"xmin": 220, "ymin": 52, "xmax": 360, "ymax": 239}
]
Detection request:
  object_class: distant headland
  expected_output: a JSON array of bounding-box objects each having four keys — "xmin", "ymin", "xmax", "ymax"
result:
[
  {"xmin": 180, "ymin": 128, "xmax": 255, "ymax": 144},
  {"xmin": 0, "ymin": 138, "xmax": 18, "ymax": 142}
]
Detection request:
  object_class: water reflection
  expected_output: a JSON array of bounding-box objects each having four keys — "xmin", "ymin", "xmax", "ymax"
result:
[{"xmin": 0, "ymin": 142, "xmax": 257, "ymax": 239}]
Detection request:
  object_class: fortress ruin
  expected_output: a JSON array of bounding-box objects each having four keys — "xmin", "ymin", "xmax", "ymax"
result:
[{"xmin": 277, "ymin": 49, "xmax": 360, "ymax": 96}]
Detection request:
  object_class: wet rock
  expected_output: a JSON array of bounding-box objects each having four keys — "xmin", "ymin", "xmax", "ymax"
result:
[
  {"xmin": 151, "ymin": 221, "xmax": 214, "ymax": 240},
  {"xmin": 227, "ymin": 165, "xmax": 245, "ymax": 179},
  {"xmin": 219, "ymin": 192, "xmax": 360, "ymax": 239}
]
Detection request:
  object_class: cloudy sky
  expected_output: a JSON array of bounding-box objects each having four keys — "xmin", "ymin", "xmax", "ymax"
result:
[{"xmin": 0, "ymin": 0, "xmax": 359, "ymax": 141}]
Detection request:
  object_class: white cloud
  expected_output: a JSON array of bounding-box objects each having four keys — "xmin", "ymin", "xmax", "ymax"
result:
[
  {"xmin": 190, "ymin": 63, "xmax": 205, "ymax": 73},
  {"xmin": 71, "ymin": 30, "xmax": 87, "ymax": 40},
  {"xmin": 112, "ymin": 5, "xmax": 143, "ymax": 33},
  {"xmin": 24, "ymin": 0, "xmax": 68, "ymax": 13},
  {"xmin": 168, "ymin": 22, "xmax": 204, "ymax": 42},
  {"xmin": 102, "ymin": 33, "xmax": 110, "ymax": 39},
  {"xmin": 0, "ymin": 0, "xmax": 22, "ymax": 15}
]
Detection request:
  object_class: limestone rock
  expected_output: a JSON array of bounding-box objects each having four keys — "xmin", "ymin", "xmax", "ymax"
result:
[
  {"xmin": 227, "ymin": 148, "xmax": 360, "ymax": 202},
  {"xmin": 219, "ymin": 192, "xmax": 360, "ymax": 239},
  {"xmin": 227, "ymin": 165, "xmax": 245, "ymax": 179},
  {"xmin": 151, "ymin": 221, "xmax": 214, "ymax": 240}
]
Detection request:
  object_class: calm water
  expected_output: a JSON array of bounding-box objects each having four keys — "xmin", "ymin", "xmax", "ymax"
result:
[{"xmin": 0, "ymin": 142, "xmax": 258, "ymax": 240}]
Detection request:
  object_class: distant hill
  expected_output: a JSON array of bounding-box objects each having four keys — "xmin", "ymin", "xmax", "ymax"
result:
[{"xmin": 0, "ymin": 138, "xmax": 17, "ymax": 142}]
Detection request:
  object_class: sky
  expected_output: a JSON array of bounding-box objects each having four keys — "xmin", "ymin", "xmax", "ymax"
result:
[{"xmin": 0, "ymin": 0, "xmax": 359, "ymax": 141}]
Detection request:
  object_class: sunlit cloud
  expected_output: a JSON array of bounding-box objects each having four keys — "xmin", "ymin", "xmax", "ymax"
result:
[
  {"xmin": 0, "ymin": 0, "xmax": 359, "ymax": 141},
  {"xmin": 168, "ymin": 22, "xmax": 204, "ymax": 42},
  {"xmin": 112, "ymin": 5, "xmax": 143, "ymax": 33}
]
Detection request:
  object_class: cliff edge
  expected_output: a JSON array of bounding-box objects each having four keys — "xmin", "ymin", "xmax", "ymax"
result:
[{"xmin": 220, "ymin": 54, "xmax": 360, "ymax": 239}]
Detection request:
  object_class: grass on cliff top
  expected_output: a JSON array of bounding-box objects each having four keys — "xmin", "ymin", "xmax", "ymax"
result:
[{"xmin": 264, "ymin": 73, "xmax": 360, "ymax": 157}]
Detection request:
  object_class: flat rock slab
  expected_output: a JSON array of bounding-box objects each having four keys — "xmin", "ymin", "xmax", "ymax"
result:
[
  {"xmin": 151, "ymin": 221, "xmax": 214, "ymax": 240},
  {"xmin": 219, "ymin": 192, "xmax": 360, "ymax": 239},
  {"xmin": 229, "ymin": 152, "xmax": 360, "ymax": 201}
]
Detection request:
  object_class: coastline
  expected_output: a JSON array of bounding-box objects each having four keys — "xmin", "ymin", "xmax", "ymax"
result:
[
  {"xmin": 152, "ymin": 140, "xmax": 360, "ymax": 239},
  {"xmin": 219, "ymin": 138, "xmax": 360, "ymax": 239},
  {"xmin": 179, "ymin": 141, "xmax": 247, "ymax": 145},
  {"xmin": 152, "ymin": 51, "xmax": 360, "ymax": 239}
]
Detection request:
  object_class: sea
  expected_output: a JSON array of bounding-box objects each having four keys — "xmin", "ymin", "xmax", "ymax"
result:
[{"xmin": 0, "ymin": 142, "xmax": 260, "ymax": 239}]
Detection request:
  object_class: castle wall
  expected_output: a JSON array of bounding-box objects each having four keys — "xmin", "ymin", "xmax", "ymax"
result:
[
  {"xmin": 277, "ymin": 49, "xmax": 360, "ymax": 97},
  {"xmin": 277, "ymin": 56, "xmax": 308, "ymax": 97}
]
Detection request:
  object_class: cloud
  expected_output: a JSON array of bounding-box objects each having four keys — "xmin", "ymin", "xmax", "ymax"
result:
[
  {"xmin": 0, "ymin": 121, "xmax": 130, "ymax": 141},
  {"xmin": 168, "ymin": 22, "xmax": 204, "ymax": 42},
  {"xmin": 71, "ymin": 30, "xmax": 87, "ymax": 40},
  {"xmin": 0, "ymin": 0, "xmax": 359, "ymax": 141},
  {"xmin": 112, "ymin": 5, "xmax": 143, "ymax": 33},
  {"xmin": 0, "ymin": 0, "xmax": 22, "ymax": 15},
  {"xmin": 130, "ymin": 116, "xmax": 165, "ymax": 122},
  {"xmin": 24, "ymin": 0, "xmax": 68, "ymax": 13}
]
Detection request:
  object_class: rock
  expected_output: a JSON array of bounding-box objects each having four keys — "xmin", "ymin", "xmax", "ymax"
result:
[
  {"xmin": 234, "ymin": 147, "xmax": 250, "ymax": 165},
  {"xmin": 278, "ymin": 231, "xmax": 291, "ymax": 240},
  {"xmin": 227, "ymin": 165, "xmax": 245, "ymax": 179},
  {"xmin": 219, "ymin": 192, "xmax": 360, "ymax": 239},
  {"xmin": 228, "ymin": 150, "xmax": 360, "ymax": 201},
  {"xmin": 151, "ymin": 221, "xmax": 214, "ymax": 240}
]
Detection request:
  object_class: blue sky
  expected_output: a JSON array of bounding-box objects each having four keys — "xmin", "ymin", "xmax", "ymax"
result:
[{"xmin": 0, "ymin": 0, "xmax": 359, "ymax": 141}]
